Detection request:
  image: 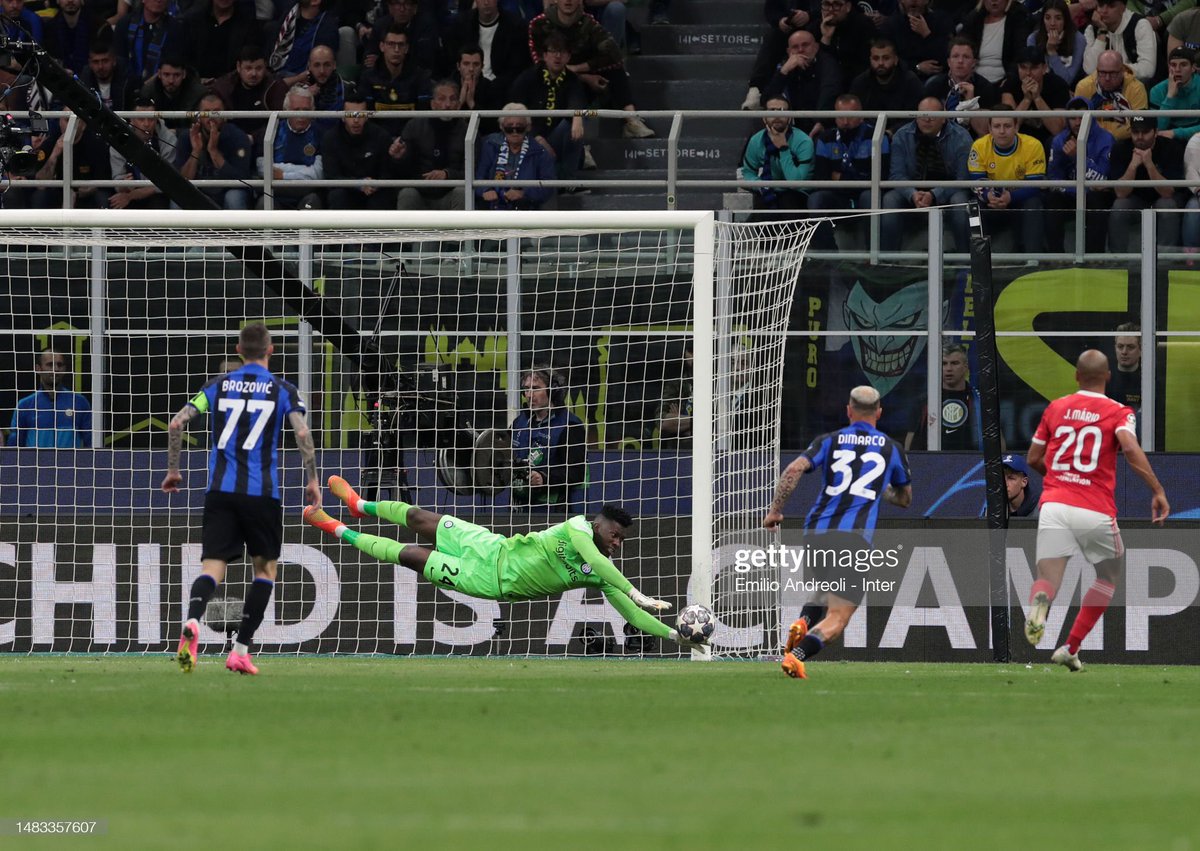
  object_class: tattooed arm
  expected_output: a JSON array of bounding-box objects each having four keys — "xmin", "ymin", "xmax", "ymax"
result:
[
  {"xmin": 161, "ymin": 404, "xmax": 200, "ymax": 492},
  {"xmin": 763, "ymin": 455, "xmax": 814, "ymax": 531},
  {"xmin": 288, "ymin": 410, "xmax": 322, "ymax": 507}
]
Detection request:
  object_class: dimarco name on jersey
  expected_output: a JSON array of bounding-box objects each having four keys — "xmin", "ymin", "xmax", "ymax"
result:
[{"xmin": 837, "ymin": 432, "xmax": 886, "ymax": 446}]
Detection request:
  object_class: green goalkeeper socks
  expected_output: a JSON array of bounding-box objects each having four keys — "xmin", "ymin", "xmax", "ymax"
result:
[
  {"xmin": 366, "ymin": 500, "xmax": 413, "ymax": 527},
  {"xmin": 341, "ymin": 529, "xmax": 409, "ymax": 564}
]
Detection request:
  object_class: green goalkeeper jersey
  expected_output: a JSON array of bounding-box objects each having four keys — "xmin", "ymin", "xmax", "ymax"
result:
[{"xmin": 497, "ymin": 516, "xmax": 673, "ymax": 640}]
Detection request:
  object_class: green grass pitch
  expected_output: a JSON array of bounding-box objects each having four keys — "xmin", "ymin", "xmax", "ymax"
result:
[{"xmin": 2, "ymin": 656, "xmax": 1198, "ymax": 850}]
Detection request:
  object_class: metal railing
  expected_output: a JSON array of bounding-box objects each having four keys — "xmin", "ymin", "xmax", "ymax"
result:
[{"xmin": 15, "ymin": 106, "xmax": 1200, "ymax": 261}]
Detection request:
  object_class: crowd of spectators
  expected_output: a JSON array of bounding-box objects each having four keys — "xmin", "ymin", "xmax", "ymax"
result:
[
  {"xmin": 9, "ymin": 0, "xmax": 1200, "ymax": 244},
  {"xmin": 0, "ymin": 0, "xmax": 662, "ymax": 212},
  {"xmin": 739, "ymin": 0, "xmax": 1200, "ymax": 251}
]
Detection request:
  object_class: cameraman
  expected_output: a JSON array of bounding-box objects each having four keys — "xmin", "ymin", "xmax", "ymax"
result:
[{"xmin": 510, "ymin": 366, "xmax": 587, "ymax": 511}]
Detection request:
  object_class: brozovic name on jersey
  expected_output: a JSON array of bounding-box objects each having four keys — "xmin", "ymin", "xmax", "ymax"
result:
[{"xmin": 222, "ymin": 379, "xmax": 274, "ymax": 394}]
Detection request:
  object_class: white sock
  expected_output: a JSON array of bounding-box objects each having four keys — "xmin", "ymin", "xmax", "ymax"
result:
[
  {"xmin": 353, "ymin": 498, "xmax": 366, "ymax": 515},
  {"xmin": 335, "ymin": 524, "xmax": 347, "ymax": 539},
  {"xmin": 233, "ymin": 642, "xmax": 249, "ymax": 656}
]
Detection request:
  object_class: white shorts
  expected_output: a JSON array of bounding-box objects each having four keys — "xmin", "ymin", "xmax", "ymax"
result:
[{"xmin": 1036, "ymin": 502, "xmax": 1124, "ymax": 564}]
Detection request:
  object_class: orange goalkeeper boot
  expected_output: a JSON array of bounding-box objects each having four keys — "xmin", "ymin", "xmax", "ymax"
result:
[
  {"xmin": 783, "ymin": 618, "xmax": 808, "ymax": 654},
  {"xmin": 225, "ymin": 651, "xmax": 259, "ymax": 675},
  {"xmin": 176, "ymin": 618, "xmax": 199, "ymax": 673},
  {"xmin": 329, "ymin": 475, "xmax": 367, "ymax": 518},
  {"xmin": 781, "ymin": 652, "xmax": 807, "ymax": 679},
  {"xmin": 304, "ymin": 505, "xmax": 346, "ymax": 538}
]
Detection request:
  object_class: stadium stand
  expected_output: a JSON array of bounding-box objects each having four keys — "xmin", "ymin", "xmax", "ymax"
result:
[
  {"xmin": 11, "ymin": 0, "xmax": 1200, "ymax": 245},
  {"xmin": 561, "ymin": 0, "xmax": 762, "ymax": 211}
]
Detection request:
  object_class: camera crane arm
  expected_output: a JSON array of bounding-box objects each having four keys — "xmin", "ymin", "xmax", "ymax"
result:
[{"xmin": 0, "ymin": 35, "xmax": 377, "ymax": 376}]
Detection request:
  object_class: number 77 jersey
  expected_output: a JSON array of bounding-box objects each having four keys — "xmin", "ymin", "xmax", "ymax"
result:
[
  {"xmin": 801, "ymin": 420, "xmax": 911, "ymax": 543},
  {"xmin": 1031, "ymin": 389, "xmax": 1137, "ymax": 516},
  {"xmin": 188, "ymin": 363, "xmax": 306, "ymax": 500}
]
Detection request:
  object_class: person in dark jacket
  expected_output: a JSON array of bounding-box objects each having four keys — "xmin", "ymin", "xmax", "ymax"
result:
[
  {"xmin": 763, "ymin": 28, "xmax": 844, "ymax": 135},
  {"xmin": 267, "ymin": 0, "xmax": 340, "ymax": 82},
  {"xmin": 508, "ymin": 32, "xmax": 589, "ymax": 179},
  {"xmin": 807, "ymin": 93, "xmax": 889, "ymax": 249},
  {"xmin": 529, "ymin": 0, "xmax": 654, "ymax": 138},
  {"xmin": 807, "ymin": 0, "xmax": 875, "ymax": 82},
  {"xmin": 391, "ymin": 79, "xmax": 468, "ymax": 210},
  {"xmin": 975, "ymin": 453, "xmax": 1042, "ymax": 518},
  {"xmin": 209, "ymin": 44, "xmax": 291, "ymax": 143},
  {"xmin": 849, "ymin": 38, "xmax": 926, "ymax": 132},
  {"xmin": 742, "ymin": 0, "xmax": 816, "ymax": 109},
  {"xmin": 509, "ymin": 364, "xmax": 587, "ymax": 510},
  {"xmin": 175, "ymin": 91, "xmax": 255, "ymax": 209},
  {"xmin": 31, "ymin": 109, "xmax": 113, "ymax": 209},
  {"xmin": 183, "ymin": 0, "xmax": 263, "ymax": 83},
  {"xmin": 363, "ymin": 0, "xmax": 441, "ymax": 75},
  {"xmin": 79, "ymin": 38, "xmax": 136, "ymax": 113},
  {"xmin": 113, "ymin": 0, "xmax": 184, "ymax": 88},
  {"xmin": 958, "ymin": 0, "xmax": 1032, "ymax": 85},
  {"xmin": 321, "ymin": 87, "xmax": 398, "ymax": 209},
  {"xmin": 139, "ymin": 53, "xmax": 207, "ymax": 130},
  {"xmin": 357, "ymin": 21, "xmax": 432, "ymax": 113},
  {"xmin": 1108, "ymin": 115, "xmax": 1186, "ymax": 250},
  {"xmin": 1044, "ymin": 96, "xmax": 1115, "ymax": 252},
  {"xmin": 880, "ymin": 0, "xmax": 951, "ymax": 79},
  {"xmin": 451, "ymin": 0, "xmax": 530, "ymax": 95},
  {"xmin": 299, "ymin": 45, "xmax": 347, "ymax": 134},
  {"xmin": 44, "ymin": 0, "xmax": 94, "ymax": 74}
]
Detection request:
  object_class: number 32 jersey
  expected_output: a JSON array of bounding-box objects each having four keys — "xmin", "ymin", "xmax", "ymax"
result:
[
  {"xmin": 801, "ymin": 420, "xmax": 911, "ymax": 542},
  {"xmin": 188, "ymin": 363, "xmax": 306, "ymax": 500},
  {"xmin": 1031, "ymin": 389, "xmax": 1136, "ymax": 517}
]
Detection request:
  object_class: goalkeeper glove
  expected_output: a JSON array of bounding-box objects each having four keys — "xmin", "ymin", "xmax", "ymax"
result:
[
  {"xmin": 669, "ymin": 628, "xmax": 710, "ymax": 647},
  {"xmin": 629, "ymin": 588, "xmax": 671, "ymax": 612}
]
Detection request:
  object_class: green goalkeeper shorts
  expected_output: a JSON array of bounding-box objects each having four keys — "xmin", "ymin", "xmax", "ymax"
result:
[{"xmin": 424, "ymin": 516, "xmax": 504, "ymax": 599}]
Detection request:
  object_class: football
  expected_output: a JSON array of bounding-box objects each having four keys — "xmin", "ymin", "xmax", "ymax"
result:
[{"xmin": 676, "ymin": 604, "xmax": 716, "ymax": 643}]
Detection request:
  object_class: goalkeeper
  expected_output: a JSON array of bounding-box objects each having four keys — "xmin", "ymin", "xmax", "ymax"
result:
[{"xmin": 305, "ymin": 476, "xmax": 707, "ymax": 648}]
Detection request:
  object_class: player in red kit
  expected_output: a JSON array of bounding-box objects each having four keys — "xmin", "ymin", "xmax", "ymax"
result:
[{"xmin": 1023, "ymin": 350, "xmax": 1169, "ymax": 671}]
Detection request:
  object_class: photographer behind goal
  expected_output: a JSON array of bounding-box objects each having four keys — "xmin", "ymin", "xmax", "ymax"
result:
[{"xmin": 510, "ymin": 365, "xmax": 587, "ymax": 510}]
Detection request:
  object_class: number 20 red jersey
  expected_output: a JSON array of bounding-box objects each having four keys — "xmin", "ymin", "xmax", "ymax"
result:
[{"xmin": 1031, "ymin": 390, "xmax": 1137, "ymax": 516}]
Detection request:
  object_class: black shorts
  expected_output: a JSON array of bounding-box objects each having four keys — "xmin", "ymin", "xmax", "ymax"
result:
[
  {"xmin": 803, "ymin": 531, "xmax": 872, "ymax": 606},
  {"xmin": 201, "ymin": 491, "xmax": 283, "ymax": 563}
]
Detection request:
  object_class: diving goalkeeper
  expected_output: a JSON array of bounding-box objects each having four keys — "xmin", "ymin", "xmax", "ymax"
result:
[{"xmin": 304, "ymin": 476, "xmax": 707, "ymax": 648}]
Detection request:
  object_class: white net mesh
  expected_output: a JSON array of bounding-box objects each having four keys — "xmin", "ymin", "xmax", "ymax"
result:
[
  {"xmin": 0, "ymin": 212, "xmax": 816, "ymax": 658},
  {"xmin": 710, "ymin": 220, "xmax": 819, "ymax": 657}
]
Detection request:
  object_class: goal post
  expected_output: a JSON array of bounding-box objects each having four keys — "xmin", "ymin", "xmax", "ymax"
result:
[{"xmin": 0, "ymin": 209, "xmax": 815, "ymax": 658}]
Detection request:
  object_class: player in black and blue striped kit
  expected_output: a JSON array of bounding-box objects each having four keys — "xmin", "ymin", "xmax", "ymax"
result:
[
  {"xmin": 763, "ymin": 385, "xmax": 912, "ymax": 679},
  {"xmin": 161, "ymin": 323, "xmax": 321, "ymax": 675}
]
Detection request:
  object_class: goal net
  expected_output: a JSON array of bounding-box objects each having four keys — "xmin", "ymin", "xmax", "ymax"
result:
[{"xmin": 0, "ymin": 210, "xmax": 815, "ymax": 658}]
